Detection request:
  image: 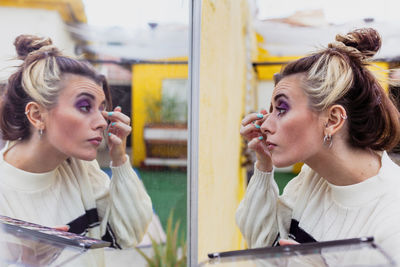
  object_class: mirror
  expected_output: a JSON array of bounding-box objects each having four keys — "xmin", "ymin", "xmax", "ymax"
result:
[
  {"xmin": 0, "ymin": 0, "xmax": 189, "ymax": 266},
  {"xmin": 194, "ymin": 0, "xmax": 400, "ymax": 265}
]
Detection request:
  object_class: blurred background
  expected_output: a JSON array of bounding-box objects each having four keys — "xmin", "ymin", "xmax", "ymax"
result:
[{"xmin": 0, "ymin": 0, "xmax": 400, "ymax": 265}]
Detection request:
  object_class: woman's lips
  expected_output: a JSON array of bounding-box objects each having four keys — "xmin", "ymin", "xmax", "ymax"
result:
[
  {"xmin": 266, "ymin": 141, "xmax": 276, "ymax": 150},
  {"xmin": 88, "ymin": 137, "xmax": 102, "ymax": 146}
]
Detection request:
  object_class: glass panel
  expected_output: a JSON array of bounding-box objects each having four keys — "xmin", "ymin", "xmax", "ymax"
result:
[{"xmin": 0, "ymin": 1, "xmax": 189, "ymax": 266}]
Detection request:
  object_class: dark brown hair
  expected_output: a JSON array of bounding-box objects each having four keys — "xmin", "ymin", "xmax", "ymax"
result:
[
  {"xmin": 280, "ymin": 28, "xmax": 400, "ymax": 151},
  {"xmin": 0, "ymin": 34, "xmax": 112, "ymax": 141}
]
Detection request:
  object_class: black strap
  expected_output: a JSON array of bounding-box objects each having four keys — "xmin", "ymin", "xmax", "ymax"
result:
[
  {"xmin": 66, "ymin": 208, "xmax": 120, "ymax": 248},
  {"xmin": 288, "ymin": 219, "xmax": 316, "ymax": 243},
  {"xmin": 67, "ymin": 208, "xmax": 99, "ymax": 235},
  {"xmin": 101, "ymin": 223, "xmax": 122, "ymax": 249}
]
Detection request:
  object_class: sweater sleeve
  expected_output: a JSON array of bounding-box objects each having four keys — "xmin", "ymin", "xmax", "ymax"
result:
[
  {"xmin": 235, "ymin": 164, "xmax": 308, "ymax": 248},
  {"xmin": 86, "ymin": 156, "xmax": 153, "ymax": 248},
  {"xmin": 235, "ymin": 166, "xmax": 280, "ymax": 248}
]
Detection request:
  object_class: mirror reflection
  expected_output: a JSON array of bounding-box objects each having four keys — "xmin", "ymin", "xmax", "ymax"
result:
[
  {"xmin": 197, "ymin": 0, "xmax": 400, "ymax": 265},
  {"xmin": 0, "ymin": 1, "xmax": 188, "ymax": 266}
]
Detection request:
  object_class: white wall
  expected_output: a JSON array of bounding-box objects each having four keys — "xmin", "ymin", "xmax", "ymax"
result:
[
  {"xmin": 257, "ymin": 80, "xmax": 274, "ymax": 111},
  {"xmin": 0, "ymin": 7, "xmax": 76, "ymax": 82}
]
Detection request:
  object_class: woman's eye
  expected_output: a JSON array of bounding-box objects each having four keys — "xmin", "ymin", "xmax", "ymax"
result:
[
  {"xmin": 79, "ymin": 105, "xmax": 90, "ymax": 112},
  {"xmin": 276, "ymin": 107, "xmax": 287, "ymax": 116},
  {"xmin": 275, "ymin": 101, "xmax": 289, "ymax": 116},
  {"xmin": 76, "ymin": 100, "xmax": 91, "ymax": 113}
]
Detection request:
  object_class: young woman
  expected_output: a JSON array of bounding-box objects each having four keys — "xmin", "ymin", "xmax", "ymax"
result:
[
  {"xmin": 0, "ymin": 35, "xmax": 152, "ymax": 265},
  {"xmin": 237, "ymin": 28, "xmax": 400, "ymax": 262}
]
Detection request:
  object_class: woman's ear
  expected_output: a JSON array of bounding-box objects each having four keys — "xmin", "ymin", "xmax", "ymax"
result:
[
  {"xmin": 324, "ymin": 104, "xmax": 347, "ymax": 136},
  {"xmin": 25, "ymin": 102, "xmax": 47, "ymax": 131}
]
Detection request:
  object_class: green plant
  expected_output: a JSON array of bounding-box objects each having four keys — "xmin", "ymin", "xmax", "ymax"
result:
[
  {"xmin": 145, "ymin": 94, "xmax": 187, "ymax": 124},
  {"xmin": 135, "ymin": 211, "xmax": 187, "ymax": 267},
  {"xmin": 145, "ymin": 96, "xmax": 162, "ymax": 123}
]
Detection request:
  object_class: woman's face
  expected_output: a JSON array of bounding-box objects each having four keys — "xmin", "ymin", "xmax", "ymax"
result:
[
  {"xmin": 260, "ymin": 74, "xmax": 325, "ymax": 167},
  {"xmin": 44, "ymin": 74, "xmax": 107, "ymax": 161}
]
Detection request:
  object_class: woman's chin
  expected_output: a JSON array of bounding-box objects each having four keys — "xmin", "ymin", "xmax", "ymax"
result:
[
  {"xmin": 75, "ymin": 152, "xmax": 98, "ymax": 161},
  {"xmin": 272, "ymin": 159, "xmax": 295, "ymax": 168}
]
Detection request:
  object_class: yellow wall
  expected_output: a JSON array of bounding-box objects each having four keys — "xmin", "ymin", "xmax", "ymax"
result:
[
  {"xmin": 255, "ymin": 58, "xmax": 389, "ymax": 91},
  {"xmin": 255, "ymin": 32, "xmax": 389, "ymax": 84},
  {"xmin": 255, "ymin": 31, "xmax": 389, "ymax": 90},
  {"xmin": 0, "ymin": 0, "xmax": 86, "ymax": 23},
  {"xmin": 369, "ymin": 62, "xmax": 389, "ymax": 92},
  {"xmin": 131, "ymin": 63, "xmax": 188, "ymax": 166},
  {"xmin": 198, "ymin": 0, "xmax": 253, "ymax": 262}
]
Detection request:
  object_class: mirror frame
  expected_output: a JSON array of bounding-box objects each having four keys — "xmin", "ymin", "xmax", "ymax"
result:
[{"xmin": 188, "ymin": 0, "xmax": 201, "ymax": 265}]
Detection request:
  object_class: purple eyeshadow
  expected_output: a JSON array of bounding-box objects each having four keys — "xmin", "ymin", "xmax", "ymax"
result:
[
  {"xmin": 75, "ymin": 99, "xmax": 90, "ymax": 108},
  {"xmin": 277, "ymin": 101, "xmax": 289, "ymax": 110},
  {"xmin": 76, "ymin": 100, "xmax": 89, "ymax": 107}
]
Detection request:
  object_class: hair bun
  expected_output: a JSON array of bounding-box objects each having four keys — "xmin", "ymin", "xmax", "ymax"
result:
[
  {"xmin": 14, "ymin": 34, "xmax": 54, "ymax": 60},
  {"xmin": 334, "ymin": 28, "xmax": 381, "ymax": 61}
]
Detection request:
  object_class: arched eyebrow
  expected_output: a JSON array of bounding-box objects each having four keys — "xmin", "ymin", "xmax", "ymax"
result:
[{"xmin": 274, "ymin": 93, "xmax": 288, "ymax": 102}]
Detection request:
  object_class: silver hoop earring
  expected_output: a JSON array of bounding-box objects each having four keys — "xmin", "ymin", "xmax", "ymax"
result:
[
  {"xmin": 39, "ymin": 128, "xmax": 43, "ymax": 138},
  {"xmin": 340, "ymin": 114, "xmax": 348, "ymax": 120},
  {"xmin": 323, "ymin": 133, "xmax": 332, "ymax": 148}
]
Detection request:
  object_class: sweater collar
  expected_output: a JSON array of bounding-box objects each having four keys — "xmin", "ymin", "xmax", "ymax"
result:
[
  {"xmin": 0, "ymin": 142, "xmax": 56, "ymax": 192},
  {"xmin": 327, "ymin": 151, "xmax": 399, "ymax": 207}
]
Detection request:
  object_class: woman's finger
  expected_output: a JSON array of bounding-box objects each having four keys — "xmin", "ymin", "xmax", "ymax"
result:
[
  {"xmin": 102, "ymin": 110, "xmax": 131, "ymax": 125},
  {"xmin": 248, "ymin": 136, "xmax": 270, "ymax": 157},
  {"xmin": 114, "ymin": 106, "xmax": 122, "ymax": 112},
  {"xmin": 108, "ymin": 121, "xmax": 132, "ymax": 137},
  {"xmin": 241, "ymin": 112, "xmax": 266, "ymax": 126},
  {"xmin": 108, "ymin": 132, "xmax": 123, "ymax": 145},
  {"xmin": 245, "ymin": 132, "xmax": 262, "ymax": 141},
  {"xmin": 240, "ymin": 123, "xmax": 262, "ymax": 140},
  {"xmin": 279, "ymin": 239, "xmax": 299, "ymax": 246},
  {"xmin": 53, "ymin": 225, "xmax": 70, "ymax": 232}
]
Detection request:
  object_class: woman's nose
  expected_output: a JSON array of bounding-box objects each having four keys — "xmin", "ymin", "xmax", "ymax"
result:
[
  {"xmin": 260, "ymin": 114, "xmax": 274, "ymax": 135},
  {"xmin": 93, "ymin": 111, "xmax": 108, "ymax": 130}
]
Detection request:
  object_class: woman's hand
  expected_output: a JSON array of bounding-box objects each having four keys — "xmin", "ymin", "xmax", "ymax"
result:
[
  {"xmin": 102, "ymin": 106, "xmax": 132, "ymax": 166},
  {"xmin": 240, "ymin": 110, "xmax": 273, "ymax": 172}
]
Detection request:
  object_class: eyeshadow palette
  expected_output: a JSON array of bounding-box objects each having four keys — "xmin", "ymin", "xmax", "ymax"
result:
[
  {"xmin": 201, "ymin": 237, "xmax": 395, "ymax": 267},
  {"xmin": 0, "ymin": 215, "xmax": 110, "ymax": 249}
]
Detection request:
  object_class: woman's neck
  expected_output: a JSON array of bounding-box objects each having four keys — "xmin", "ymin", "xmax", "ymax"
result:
[
  {"xmin": 3, "ymin": 138, "xmax": 67, "ymax": 173},
  {"xmin": 305, "ymin": 144, "xmax": 382, "ymax": 186}
]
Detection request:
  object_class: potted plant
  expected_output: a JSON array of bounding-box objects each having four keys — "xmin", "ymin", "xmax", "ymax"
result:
[
  {"xmin": 135, "ymin": 212, "xmax": 187, "ymax": 267},
  {"xmin": 143, "ymin": 93, "xmax": 188, "ymax": 167}
]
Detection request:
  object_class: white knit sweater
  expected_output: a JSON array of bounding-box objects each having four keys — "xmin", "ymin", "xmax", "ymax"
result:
[
  {"xmin": 0, "ymin": 143, "xmax": 153, "ymax": 266},
  {"xmin": 236, "ymin": 151, "xmax": 400, "ymax": 263}
]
